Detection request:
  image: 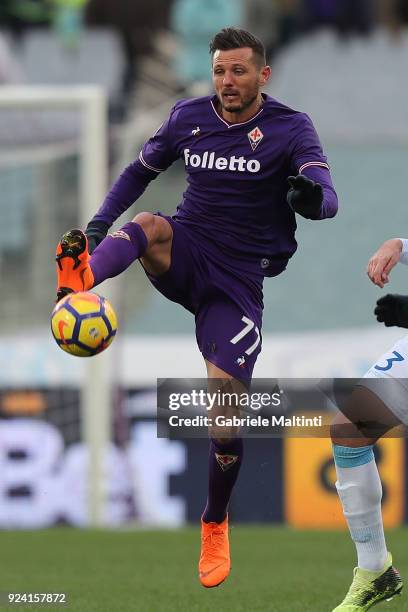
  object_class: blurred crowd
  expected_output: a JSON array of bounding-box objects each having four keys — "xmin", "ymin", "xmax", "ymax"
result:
[{"xmin": 0, "ymin": 0, "xmax": 407, "ymax": 112}]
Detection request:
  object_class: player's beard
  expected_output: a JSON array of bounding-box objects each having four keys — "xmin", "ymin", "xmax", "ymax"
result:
[{"xmin": 220, "ymin": 89, "xmax": 260, "ymax": 116}]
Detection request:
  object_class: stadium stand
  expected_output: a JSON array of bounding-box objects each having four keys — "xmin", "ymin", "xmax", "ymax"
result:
[{"xmin": 269, "ymin": 28, "xmax": 408, "ymax": 142}]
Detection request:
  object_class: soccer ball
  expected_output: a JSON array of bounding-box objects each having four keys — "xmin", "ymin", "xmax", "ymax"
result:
[{"xmin": 51, "ymin": 292, "xmax": 118, "ymax": 357}]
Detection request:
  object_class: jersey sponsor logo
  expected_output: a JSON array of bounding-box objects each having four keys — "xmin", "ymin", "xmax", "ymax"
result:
[
  {"xmin": 247, "ymin": 126, "xmax": 263, "ymax": 151},
  {"xmin": 215, "ymin": 453, "xmax": 238, "ymax": 472},
  {"xmin": 374, "ymin": 351, "xmax": 405, "ymax": 372},
  {"xmin": 183, "ymin": 149, "xmax": 260, "ymax": 173},
  {"xmin": 191, "ymin": 126, "xmax": 201, "ymax": 136}
]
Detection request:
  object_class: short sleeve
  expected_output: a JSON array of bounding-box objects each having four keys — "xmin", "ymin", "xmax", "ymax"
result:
[
  {"xmin": 139, "ymin": 107, "xmax": 180, "ymax": 173},
  {"xmin": 288, "ymin": 113, "xmax": 330, "ymax": 175}
]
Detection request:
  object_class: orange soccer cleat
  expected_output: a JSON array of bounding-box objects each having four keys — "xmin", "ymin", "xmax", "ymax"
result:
[
  {"xmin": 198, "ymin": 515, "xmax": 231, "ymax": 588},
  {"xmin": 55, "ymin": 229, "xmax": 94, "ymax": 302}
]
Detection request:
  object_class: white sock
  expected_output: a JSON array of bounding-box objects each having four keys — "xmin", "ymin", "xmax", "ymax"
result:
[{"xmin": 335, "ymin": 459, "xmax": 388, "ymax": 571}]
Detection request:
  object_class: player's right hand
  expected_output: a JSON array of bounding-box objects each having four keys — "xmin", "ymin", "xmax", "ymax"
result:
[
  {"xmin": 85, "ymin": 220, "xmax": 110, "ymax": 254},
  {"xmin": 366, "ymin": 238, "xmax": 402, "ymax": 288},
  {"xmin": 374, "ymin": 294, "xmax": 408, "ymax": 328}
]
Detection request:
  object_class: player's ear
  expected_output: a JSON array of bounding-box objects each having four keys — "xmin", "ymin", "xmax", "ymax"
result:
[{"xmin": 259, "ymin": 65, "xmax": 271, "ymax": 86}]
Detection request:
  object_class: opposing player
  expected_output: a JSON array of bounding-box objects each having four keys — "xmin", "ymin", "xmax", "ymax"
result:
[
  {"xmin": 56, "ymin": 28, "xmax": 338, "ymax": 588},
  {"xmin": 330, "ymin": 237, "xmax": 407, "ymax": 611}
]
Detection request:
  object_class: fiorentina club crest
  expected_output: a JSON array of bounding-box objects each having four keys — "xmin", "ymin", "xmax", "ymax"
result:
[
  {"xmin": 248, "ymin": 126, "xmax": 263, "ymax": 151},
  {"xmin": 215, "ymin": 453, "xmax": 238, "ymax": 472}
]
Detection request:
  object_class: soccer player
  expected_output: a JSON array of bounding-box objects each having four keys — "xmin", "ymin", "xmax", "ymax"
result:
[
  {"xmin": 56, "ymin": 27, "xmax": 338, "ymax": 588},
  {"xmin": 330, "ymin": 237, "xmax": 407, "ymax": 610}
]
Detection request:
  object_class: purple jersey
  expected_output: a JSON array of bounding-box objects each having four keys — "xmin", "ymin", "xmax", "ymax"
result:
[{"xmin": 93, "ymin": 94, "xmax": 337, "ymax": 276}]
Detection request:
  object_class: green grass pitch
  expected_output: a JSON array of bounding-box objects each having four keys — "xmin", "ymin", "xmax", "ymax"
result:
[{"xmin": 1, "ymin": 527, "xmax": 406, "ymax": 611}]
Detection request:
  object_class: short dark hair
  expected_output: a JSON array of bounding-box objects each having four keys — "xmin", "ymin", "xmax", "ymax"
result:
[{"xmin": 209, "ymin": 27, "xmax": 266, "ymax": 67}]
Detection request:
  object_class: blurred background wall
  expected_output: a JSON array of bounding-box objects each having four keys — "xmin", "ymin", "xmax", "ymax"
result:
[{"xmin": 1, "ymin": 0, "xmax": 408, "ymax": 527}]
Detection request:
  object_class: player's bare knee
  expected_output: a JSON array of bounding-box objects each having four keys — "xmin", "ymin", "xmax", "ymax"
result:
[
  {"xmin": 131, "ymin": 212, "xmax": 171, "ymax": 246},
  {"xmin": 131, "ymin": 212, "xmax": 155, "ymax": 239}
]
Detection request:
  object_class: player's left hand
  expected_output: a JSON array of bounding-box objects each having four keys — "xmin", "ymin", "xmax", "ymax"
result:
[
  {"xmin": 374, "ymin": 294, "xmax": 408, "ymax": 328},
  {"xmin": 286, "ymin": 175, "xmax": 323, "ymax": 220}
]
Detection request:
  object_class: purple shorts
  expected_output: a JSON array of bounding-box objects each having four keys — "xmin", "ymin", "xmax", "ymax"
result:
[{"xmin": 144, "ymin": 216, "xmax": 265, "ymax": 381}]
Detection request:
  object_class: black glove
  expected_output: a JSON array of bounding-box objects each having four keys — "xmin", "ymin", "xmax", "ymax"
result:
[
  {"xmin": 287, "ymin": 174, "xmax": 323, "ymax": 220},
  {"xmin": 85, "ymin": 220, "xmax": 110, "ymax": 254},
  {"xmin": 374, "ymin": 294, "xmax": 408, "ymax": 328}
]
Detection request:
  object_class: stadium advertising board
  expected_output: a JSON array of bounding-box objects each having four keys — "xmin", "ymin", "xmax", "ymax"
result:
[{"xmin": 0, "ymin": 382, "xmax": 407, "ymax": 528}]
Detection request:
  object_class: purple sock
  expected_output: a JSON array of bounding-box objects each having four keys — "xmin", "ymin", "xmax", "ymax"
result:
[
  {"xmin": 90, "ymin": 222, "xmax": 148, "ymax": 287},
  {"xmin": 202, "ymin": 437, "xmax": 243, "ymax": 524}
]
